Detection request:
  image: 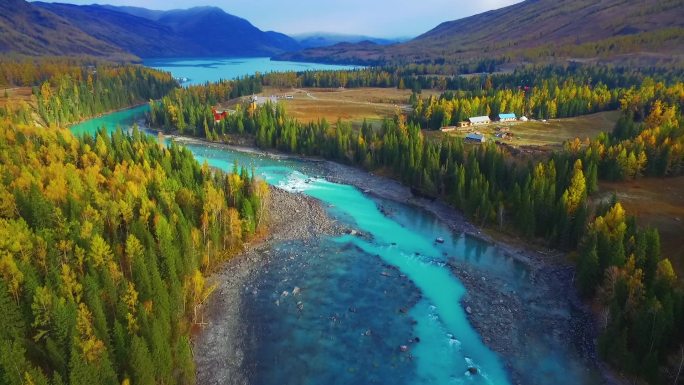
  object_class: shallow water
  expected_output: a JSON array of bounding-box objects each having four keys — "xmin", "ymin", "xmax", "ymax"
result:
[
  {"xmin": 70, "ymin": 104, "xmax": 149, "ymax": 136},
  {"xmin": 144, "ymin": 57, "xmax": 360, "ymax": 86},
  {"xmin": 72, "ymin": 99, "xmax": 604, "ymax": 383}
]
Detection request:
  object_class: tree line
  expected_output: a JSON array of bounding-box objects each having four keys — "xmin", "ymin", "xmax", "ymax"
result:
[
  {"xmin": 0, "ymin": 57, "xmax": 177, "ymax": 127},
  {"xmin": 0, "ymin": 56, "xmax": 104, "ymax": 88},
  {"xmin": 410, "ymin": 71, "xmax": 684, "ymax": 129},
  {"xmin": 35, "ymin": 65, "xmax": 177, "ymax": 127},
  {"xmin": 259, "ymin": 63, "xmax": 683, "ymax": 93}
]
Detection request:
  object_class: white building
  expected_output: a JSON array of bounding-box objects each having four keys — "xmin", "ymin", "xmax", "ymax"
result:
[{"xmin": 469, "ymin": 116, "xmax": 491, "ymax": 125}]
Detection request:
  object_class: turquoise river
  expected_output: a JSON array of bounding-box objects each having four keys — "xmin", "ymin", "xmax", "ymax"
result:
[{"xmin": 71, "ymin": 59, "xmax": 605, "ymax": 385}]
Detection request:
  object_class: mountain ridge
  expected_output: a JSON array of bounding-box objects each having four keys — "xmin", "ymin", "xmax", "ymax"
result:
[
  {"xmin": 2, "ymin": 1, "xmax": 302, "ymax": 59},
  {"xmin": 0, "ymin": 0, "xmax": 136, "ymax": 61},
  {"xmin": 293, "ymin": 33, "xmax": 406, "ymax": 49},
  {"xmin": 275, "ymin": 0, "xmax": 684, "ymax": 66}
]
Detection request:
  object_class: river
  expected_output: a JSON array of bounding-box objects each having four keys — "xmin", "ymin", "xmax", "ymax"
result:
[{"xmin": 70, "ymin": 60, "xmax": 605, "ymax": 385}]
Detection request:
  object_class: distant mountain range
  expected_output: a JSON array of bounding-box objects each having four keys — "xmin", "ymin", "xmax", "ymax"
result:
[
  {"xmin": 2, "ymin": 0, "xmax": 682, "ymax": 66},
  {"xmin": 293, "ymin": 33, "xmax": 406, "ymax": 49},
  {"xmin": 276, "ymin": 0, "xmax": 684, "ymax": 66},
  {"xmin": 1, "ymin": 1, "xmax": 302, "ymax": 60}
]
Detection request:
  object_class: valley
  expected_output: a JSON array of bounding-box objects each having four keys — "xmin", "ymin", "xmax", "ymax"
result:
[{"xmin": 1, "ymin": 0, "xmax": 684, "ymax": 384}]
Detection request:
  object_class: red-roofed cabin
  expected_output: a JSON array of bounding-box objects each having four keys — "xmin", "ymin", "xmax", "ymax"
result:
[{"xmin": 212, "ymin": 108, "xmax": 228, "ymax": 123}]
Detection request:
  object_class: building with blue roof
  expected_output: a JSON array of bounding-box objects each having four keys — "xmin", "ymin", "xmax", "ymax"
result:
[
  {"xmin": 498, "ymin": 113, "xmax": 517, "ymax": 122},
  {"xmin": 465, "ymin": 133, "xmax": 486, "ymax": 143}
]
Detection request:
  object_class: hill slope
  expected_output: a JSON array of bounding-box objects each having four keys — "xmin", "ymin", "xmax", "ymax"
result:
[
  {"xmin": 1, "ymin": 1, "xmax": 301, "ymax": 59},
  {"xmin": 33, "ymin": 2, "xmax": 189, "ymax": 58},
  {"xmin": 0, "ymin": 0, "xmax": 135, "ymax": 60},
  {"xmin": 276, "ymin": 0, "xmax": 684, "ymax": 66}
]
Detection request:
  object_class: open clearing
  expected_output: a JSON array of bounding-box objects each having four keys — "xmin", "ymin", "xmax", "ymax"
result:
[
  {"xmin": 257, "ymin": 87, "xmax": 440, "ymax": 128},
  {"xmin": 434, "ymin": 110, "xmax": 621, "ymax": 149},
  {"xmin": 0, "ymin": 87, "xmax": 33, "ymax": 108},
  {"xmin": 599, "ymin": 177, "xmax": 684, "ymax": 278}
]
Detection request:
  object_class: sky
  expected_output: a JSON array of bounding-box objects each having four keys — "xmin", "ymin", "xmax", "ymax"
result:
[{"xmin": 36, "ymin": 0, "xmax": 522, "ymax": 38}]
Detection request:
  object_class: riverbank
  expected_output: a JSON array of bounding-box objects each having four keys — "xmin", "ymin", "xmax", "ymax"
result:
[
  {"xmin": 170, "ymin": 133, "xmax": 622, "ymax": 384},
  {"xmin": 194, "ymin": 186, "xmax": 344, "ymax": 385},
  {"xmin": 322, "ymin": 160, "xmax": 624, "ymax": 385},
  {"xmin": 323, "ymin": 160, "xmax": 627, "ymax": 385}
]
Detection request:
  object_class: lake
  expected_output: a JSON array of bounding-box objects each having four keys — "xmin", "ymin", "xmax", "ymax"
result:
[{"xmin": 144, "ymin": 57, "xmax": 360, "ymax": 85}]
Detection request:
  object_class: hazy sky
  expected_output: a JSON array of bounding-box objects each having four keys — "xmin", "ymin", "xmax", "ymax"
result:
[{"xmin": 36, "ymin": 0, "xmax": 521, "ymax": 37}]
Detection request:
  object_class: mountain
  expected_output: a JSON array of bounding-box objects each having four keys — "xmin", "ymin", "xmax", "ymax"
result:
[
  {"xmin": 0, "ymin": 0, "xmax": 135, "ymax": 60},
  {"xmin": 1, "ymin": 1, "xmax": 300, "ymax": 59},
  {"xmin": 150, "ymin": 6, "xmax": 301, "ymax": 56},
  {"xmin": 275, "ymin": 0, "xmax": 684, "ymax": 66},
  {"xmin": 32, "ymin": 2, "xmax": 189, "ymax": 58},
  {"xmin": 294, "ymin": 33, "xmax": 406, "ymax": 49},
  {"xmin": 36, "ymin": 3, "xmax": 301, "ymax": 58}
]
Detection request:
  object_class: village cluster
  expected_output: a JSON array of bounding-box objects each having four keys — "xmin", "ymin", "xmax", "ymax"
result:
[{"xmin": 440, "ymin": 113, "xmax": 529, "ymax": 143}]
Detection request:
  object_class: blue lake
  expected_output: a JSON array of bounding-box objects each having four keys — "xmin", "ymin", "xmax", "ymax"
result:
[
  {"xmin": 144, "ymin": 57, "xmax": 359, "ymax": 85},
  {"xmin": 71, "ymin": 62, "xmax": 604, "ymax": 384}
]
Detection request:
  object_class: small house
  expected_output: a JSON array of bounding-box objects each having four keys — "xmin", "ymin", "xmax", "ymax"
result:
[
  {"xmin": 212, "ymin": 108, "xmax": 229, "ymax": 123},
  {"xmin": 458, "ymin": 121, "xmax": 470, "ymax": 128},
  {"xmin": 465, "ymin": 133, "xmax": 486, "ymax": 143},
  {"xmin": 468, "ymin": 116, "xmax": 491, "ymax": 125},
  {"xmin": 498, "ymin": 113, "xmax": 516, "ymax": 122}
]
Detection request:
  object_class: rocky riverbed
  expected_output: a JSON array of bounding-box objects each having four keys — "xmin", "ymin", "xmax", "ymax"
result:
[
  {"xmin": 175, "ymin": 136, "xmax": 622, "ymax": 384},
  {"xmin": 194, "ymin": 186, "xmax": 344, "ymax": 385},
  {"xmin": 321, "ymin": 160, "xmax": 623, "ymax": 385}
]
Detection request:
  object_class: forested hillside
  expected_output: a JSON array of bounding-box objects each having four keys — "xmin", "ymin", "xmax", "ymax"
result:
[
  {"xmin": 0, "ymin": 57, "xmax": 177, "ymax": 127},
  {"xmin": 0, "ymin": 58, "xmax": 270, "ymax": 385},
  {"xmin": 149, "ymin": 66, "xmax": 684, "ymax": 382}
]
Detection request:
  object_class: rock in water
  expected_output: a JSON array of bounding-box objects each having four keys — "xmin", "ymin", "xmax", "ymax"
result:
[
  {"xmin": 465, "ymin": 306, "xmax": 472, "ymax": 314},
  {"xmin": 468, "ymin": 367, "xmax": 478, "ymax": 375},
  {"xmin": 399, "ymin": 345, "xmax": 409, "ymax": 352},
  {"xmin": 292, "ymin": 286, "xmax": 301, "ymax": 296}
]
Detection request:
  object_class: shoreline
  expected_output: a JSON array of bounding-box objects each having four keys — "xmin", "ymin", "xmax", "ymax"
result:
[
  {"xmin": 69, "ymin": 102, "xmax": 148, "ymax": 127},
  {"xmin": 194, "ymin": 186, "xmax": 344, "ymax": 385},
  {"xmin": 321, "ymin": 160, "xmax": 625, "ymax": 385}
]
